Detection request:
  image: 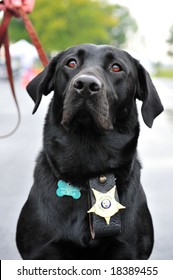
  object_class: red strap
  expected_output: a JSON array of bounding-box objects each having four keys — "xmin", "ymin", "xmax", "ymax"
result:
[
  {"xmin": 0, "ymin": 8, "xmax": 49, "ymax": 137},
  {"xmin": 18, "ymin": 8, "xmax": 49, "ymax": 67},
  {"xmin": 0, "ymin": 10, "xmax": 12, "ymax": 47},
  {"xmin": 2, "ymin": 31, "xmax": 21, "ymax": 137},
  {"xmin": 0, "ymin": 11, "xmax": 20, "ymax": 138}
]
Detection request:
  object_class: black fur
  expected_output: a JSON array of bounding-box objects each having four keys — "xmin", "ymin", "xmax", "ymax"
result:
[{"xmin": 16, "ymin": 44, "xmax": 163, "ymax": 259}]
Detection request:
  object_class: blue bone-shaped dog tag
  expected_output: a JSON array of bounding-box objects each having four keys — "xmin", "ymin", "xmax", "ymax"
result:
[{"xmin": 56, "ymin": 180, "xmax": 81, "ymax": 199}]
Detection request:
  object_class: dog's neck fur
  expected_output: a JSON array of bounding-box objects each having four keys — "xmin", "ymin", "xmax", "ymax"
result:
[{"xmin": 43, "ymin": 102, "xmax": 140, "ymax": 186}]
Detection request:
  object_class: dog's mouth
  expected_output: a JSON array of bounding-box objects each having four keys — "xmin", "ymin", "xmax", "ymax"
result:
[
  {"xmin": 61, "ymin": 100, "xmax": 113, "ymax": 131},
  {"xmin": 73, "ymin": 110, "xmax": 93, "ymax": 124}
]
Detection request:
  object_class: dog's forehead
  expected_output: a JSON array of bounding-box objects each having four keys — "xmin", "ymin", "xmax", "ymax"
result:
[{"xmin": 65, "ymin": 44, "xmax": 130, "ymax": 62}]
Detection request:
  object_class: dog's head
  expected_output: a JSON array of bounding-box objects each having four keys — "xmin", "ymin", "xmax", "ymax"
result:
[{"xmin": 27, "ymin": 44, "xmax": 163, "ymax": 130}]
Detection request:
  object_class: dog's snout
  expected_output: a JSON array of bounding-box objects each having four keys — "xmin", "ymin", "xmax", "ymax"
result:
[{"xmin": 73, "ymin": 75, "xmax": 102, "ymax": 96}]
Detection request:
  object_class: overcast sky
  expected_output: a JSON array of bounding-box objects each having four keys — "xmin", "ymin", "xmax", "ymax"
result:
[{"xmin": 111, "ymin": 0, "xmax": 173, "ymax": 64}]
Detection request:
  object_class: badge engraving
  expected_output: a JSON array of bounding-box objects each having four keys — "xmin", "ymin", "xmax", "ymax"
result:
[{"xmin": 88, "ymin": 186, "xmax": 125, "ymax": 224}]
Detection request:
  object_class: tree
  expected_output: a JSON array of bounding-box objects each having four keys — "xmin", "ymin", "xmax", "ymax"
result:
[
  {"xmin": 167, "ymin": 25, "xmax": 173, "ymax": 56},
  {"xmin": 109, "ymin": 4, "xmax": 137, "ymax": 47},
  {"xmin": 8, "ymin": 0, "xmax": 137, "ymax": 52}
]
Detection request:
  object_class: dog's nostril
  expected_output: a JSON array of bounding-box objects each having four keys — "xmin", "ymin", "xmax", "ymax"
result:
[
  {"xmin": 74, "ymin": 80, "xmax": 84, "ymax": 90},
  {"xmin": 90, "ymin": 82, "xmax": 101, "ymax": 92}
]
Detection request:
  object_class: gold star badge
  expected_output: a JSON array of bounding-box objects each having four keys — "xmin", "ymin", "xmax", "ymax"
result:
[{"xmin": 88, "ymin": 186, "xmax": 125, "ymax": 225}]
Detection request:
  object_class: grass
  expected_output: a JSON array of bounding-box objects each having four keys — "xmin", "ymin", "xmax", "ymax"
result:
[{"xmin": 154, "ymin": 69, "xmax": 173, "ymax": 78}]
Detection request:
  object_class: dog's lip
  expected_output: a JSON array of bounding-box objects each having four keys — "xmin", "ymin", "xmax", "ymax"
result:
[
  {"xmin": 74, "ymin": 109, "xmax": 92, "ymax": 122},
  {"xmin": 61, "ymin": 106, "xmax": 91, "ymax": 128},
  {"xmin": 61, "ymin": 94, "xmax": 114, "ymax": 131},
  {"xmin": 72, "ymin": 109, "xmax": 99, "ymax": 128},
  {"xmin": 62, "ymin": 107, "xmax": 113, "ymax": 131}
]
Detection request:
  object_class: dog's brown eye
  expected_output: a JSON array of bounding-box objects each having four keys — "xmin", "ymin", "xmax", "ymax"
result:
[
  {"xmin": 67, "ymin": 59, "xmax": 77, "ymax": 68},
  {"xmin": 111, "ymin": 64, "xmax": 121, "ymax": 72}
]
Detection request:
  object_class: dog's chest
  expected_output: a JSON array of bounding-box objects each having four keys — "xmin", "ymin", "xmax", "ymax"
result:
[{"xmin": 55, "ymin": 194, "xmax": 91, "ymax": 244}]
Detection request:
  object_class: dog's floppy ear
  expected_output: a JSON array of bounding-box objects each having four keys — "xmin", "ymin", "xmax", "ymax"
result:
[
  {"xmin": 136, "ymin": 63, "xmax": 164, "ymax": 128},
  {"xmin": 26, "ymin": 54, "xmax": 61, "ymax": 114}
]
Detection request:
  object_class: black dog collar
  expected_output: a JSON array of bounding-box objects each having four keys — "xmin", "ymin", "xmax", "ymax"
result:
[{"xmin": 88, "ymin": 174, "xmax": 125, "ymax": 239}]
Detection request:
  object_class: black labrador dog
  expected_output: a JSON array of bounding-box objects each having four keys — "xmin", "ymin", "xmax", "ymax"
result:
[{"xmin": 16, "ymin": 44, "xmax": 163, "ymax": 260}]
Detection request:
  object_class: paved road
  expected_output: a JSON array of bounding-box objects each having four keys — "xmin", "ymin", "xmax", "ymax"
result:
[{"xmin": 0, "ymin": 77, "xmax": 173, "ymax": 260}]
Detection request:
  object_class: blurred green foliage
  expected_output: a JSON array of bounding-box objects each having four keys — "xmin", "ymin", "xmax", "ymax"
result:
[
  {"xmin": 153, "ymin": 62, "xmax": 173, "ymax": 78},
  {"xmin": 8, "ymin": 0, "xmax": 137, "ymax": 52}
]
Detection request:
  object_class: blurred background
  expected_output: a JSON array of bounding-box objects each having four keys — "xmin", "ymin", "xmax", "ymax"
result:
[{"xmin": 0, "ymin": 0, "xmax": 173, "ymax": 259}]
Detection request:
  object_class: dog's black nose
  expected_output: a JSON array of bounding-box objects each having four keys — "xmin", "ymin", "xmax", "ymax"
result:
[{"xmin": 73, "ymin": 75, "xmax": 102, "ymax": 96}]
